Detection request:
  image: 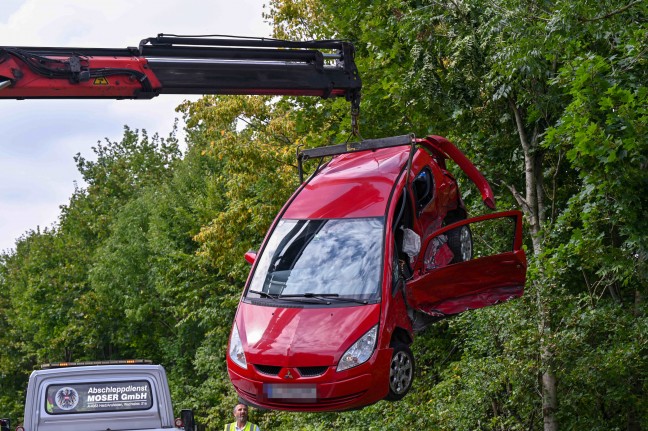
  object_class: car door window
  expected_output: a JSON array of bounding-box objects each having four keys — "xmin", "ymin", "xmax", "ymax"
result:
[
  {"xmin": 412, "ymin": 168, "xmax": 434, "ymax": 212},
  {"xmin": 406, "ymin": 211, "xmax": 527, "ymax": 317},
  {"xmin": 392, "ymin": 190, "xmax": 417, "ymax": 279}
]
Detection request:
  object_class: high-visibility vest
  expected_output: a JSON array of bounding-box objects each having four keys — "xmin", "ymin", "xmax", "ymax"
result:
[{"xmin": 224, "ymin": 422, "xmax": 260, "ymax": 431}]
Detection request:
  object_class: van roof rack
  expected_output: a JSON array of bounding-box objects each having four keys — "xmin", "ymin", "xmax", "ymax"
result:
[{"xmin": 41, "ymin": 359, "xmax": 153, "ymax": 369}]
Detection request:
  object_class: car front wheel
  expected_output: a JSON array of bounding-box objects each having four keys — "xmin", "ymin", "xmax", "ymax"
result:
[{"xmin": 386, "ymin": 343, "xmax": 414, "ymax": 401}]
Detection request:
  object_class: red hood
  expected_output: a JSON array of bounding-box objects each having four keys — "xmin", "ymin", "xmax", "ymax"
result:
[{"xmin": 236, "ymin": 302, "xmax": 381, "ymax": 367}]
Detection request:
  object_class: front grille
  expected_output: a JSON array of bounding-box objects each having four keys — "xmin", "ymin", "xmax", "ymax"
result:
[
  {"xmin": 254, "ymin": 365, "xmax": 281, "ymax": 376},
  {"xmin": 297, "ymin": 366, "xmax": 328, "ymax": 377},
  {"xmin": 254, "ymin": 364, "xmax": 328, "ymax": 377}
]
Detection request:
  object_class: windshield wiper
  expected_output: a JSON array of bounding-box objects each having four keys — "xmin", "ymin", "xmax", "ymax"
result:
[
  {"xmin": 279, "ymin": 293, "xmax": 332, "ymax": 304},
  {"xmin": 249, "ymin": 289, "xmax": 279, "ymax": 300},
  {"xmin": 249, "ymin": 290, "xmax": 326, "ymax": 304},
  {"xmin": 281, "ymin": 293, "xmax": 369, "ymax": 305}
]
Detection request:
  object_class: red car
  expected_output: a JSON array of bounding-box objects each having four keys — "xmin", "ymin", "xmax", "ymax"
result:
[{"xmin": 227, "ymin": 134, "xmax": 527, "ymax": 411}]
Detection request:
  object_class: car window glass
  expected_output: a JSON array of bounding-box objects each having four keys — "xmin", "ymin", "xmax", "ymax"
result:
[
  {"xmin": 45, "ymin": 381, "xmax": 153, "ymax": 415},
  {"xmin": 413, "ymin": 168, "xmax": 433, "ymax": 211},
  {"xmin": 423, "ymin": 216, "xmax": 517, "ymax": 271},
  {"xmin": 248, "ymin": 218, "xmax": 384, "ymax": 300}
]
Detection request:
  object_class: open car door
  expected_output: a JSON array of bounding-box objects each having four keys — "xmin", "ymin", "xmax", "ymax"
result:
[{"xmin": 405, "ymin": 210, "xmax": 526, "ymax": 317}]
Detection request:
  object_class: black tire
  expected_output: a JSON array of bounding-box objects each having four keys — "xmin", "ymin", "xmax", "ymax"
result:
[
  {"xmin": 385, "ymin": 343, "xmax": 414, "ymax": 401},
  {"xmin": 447, "ymin": 224, "xmax": 473, "ymax": 263}
]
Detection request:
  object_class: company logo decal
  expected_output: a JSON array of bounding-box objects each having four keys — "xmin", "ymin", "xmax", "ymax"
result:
[
  {"xmin": 55, "ymin": 387, "xmax": 79, "ymax": 410},
  {"xmin": 284, "ymin": 370, "xmax": 293, "ymax": 380}
]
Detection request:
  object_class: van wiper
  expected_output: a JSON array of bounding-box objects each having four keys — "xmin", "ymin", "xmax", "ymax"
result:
[{"xmin": 281, "ymin": 293, "xmax": 369, "ymax": 305}]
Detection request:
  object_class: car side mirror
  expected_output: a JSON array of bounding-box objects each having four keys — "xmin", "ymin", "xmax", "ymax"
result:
[
  {"xmin": 180, "ymin": 409, "xmax": 195, "ymax": 431},
  {"xmin": 244, "ymin": 250, "xmax": 257, "ymax": 265}
]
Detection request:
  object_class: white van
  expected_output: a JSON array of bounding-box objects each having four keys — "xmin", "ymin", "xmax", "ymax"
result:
[{"xmin": 17, "ymin": 360, "xmax": 195, "ymax": 431}]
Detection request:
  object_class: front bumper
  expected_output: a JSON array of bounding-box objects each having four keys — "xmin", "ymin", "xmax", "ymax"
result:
[{"xmin": 227, "ymin": 348, "xmax": 392, "ymax": 412}]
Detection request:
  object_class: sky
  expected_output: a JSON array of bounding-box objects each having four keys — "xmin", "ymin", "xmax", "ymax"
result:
[{"xmin": 0, "ymin": 0, "xmax": 272, "ymax": 252}]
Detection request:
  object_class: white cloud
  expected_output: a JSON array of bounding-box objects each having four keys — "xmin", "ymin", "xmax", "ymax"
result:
[
  {"xmin": 0, "ymin": 0, "xmax": 272, "ymax": 252},
  {"xmin": 1, "ymin": 0, "xmax": 271, "ymax": 46}
]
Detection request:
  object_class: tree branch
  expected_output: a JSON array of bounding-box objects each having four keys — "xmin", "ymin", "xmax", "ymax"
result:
[
  {"xmin": 505, "ymin": 182, "xmax": 533, "ymax": 216},
  {"xmin": 580, "ymin": 0, "xmax": 643, "ymax": 22},
  {"xmin": 550, "ymin": 151, "xmax": 563, "ymax": 223}
]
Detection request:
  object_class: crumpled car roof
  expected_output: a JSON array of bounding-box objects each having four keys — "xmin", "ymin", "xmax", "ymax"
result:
[{"xmin": 283, "ymin": 146, "xmax": 410, "ymax": 219}]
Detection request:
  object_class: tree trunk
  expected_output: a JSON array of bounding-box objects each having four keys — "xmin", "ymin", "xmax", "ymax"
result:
[
  {"xmin": 541, "ymin": 342, "xmax": 558, "ymax": 431},
  {"xmin": 626, "ymin": 289, "xmax": 643, "ymax": 431},
  {"xmin": 509, "ymin": 98, "xmax": 558, "ymax": 431}
]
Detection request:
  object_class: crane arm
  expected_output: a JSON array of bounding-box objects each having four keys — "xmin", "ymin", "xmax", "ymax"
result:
[{"xmin": 0, "ymin": 34, "xmax": 361, "ymax": 108}]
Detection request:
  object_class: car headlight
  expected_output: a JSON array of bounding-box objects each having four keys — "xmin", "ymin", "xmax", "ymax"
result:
[
  {"xmin": 337, "ymin": 325, "xmax": 378, "ymax": 372},
  {"xmin": 229, "ymin": 324, "xmax": 247, "ymax": 369}
]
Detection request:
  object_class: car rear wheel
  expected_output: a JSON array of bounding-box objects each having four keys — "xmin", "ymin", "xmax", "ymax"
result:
[
  {"xmin": 447, "ymin": 224, "xmax": 472, "ymax": 263},
  {"xmin": 386, "ymin": 343, "xmax": 414, "ymax": 401}
]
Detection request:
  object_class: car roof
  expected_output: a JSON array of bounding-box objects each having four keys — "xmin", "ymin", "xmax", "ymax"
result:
[{"xmin": 283, "ymin": 145, "xmax": 411, "ymax": 219}]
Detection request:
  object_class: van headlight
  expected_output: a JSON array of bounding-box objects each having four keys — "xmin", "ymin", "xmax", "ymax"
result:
[
  {"xmin": 229, "ymin": 324, "xmax": 247, "ymax": 369},
  {"xmin": 337, "ymin": 325, "xmax": 378, "ymax": 372}
]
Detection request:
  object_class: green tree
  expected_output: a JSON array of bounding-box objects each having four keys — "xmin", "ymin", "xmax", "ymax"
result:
[
  {"xmin": 264, "ymin": 0, "xmax": 648, "ymax": 429},
  {"xmin": 0, "ymin": 127, "xmax": 182, "ymax": 423}
]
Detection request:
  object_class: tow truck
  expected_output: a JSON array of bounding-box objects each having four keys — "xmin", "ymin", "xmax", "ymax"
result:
[
  {"xmin": 17, "ymin": 360, "xmax": 195, "ymax": 431},
  {"xmin": 1, "ymin": 34, "xmax": 526, "ymax": 413}
]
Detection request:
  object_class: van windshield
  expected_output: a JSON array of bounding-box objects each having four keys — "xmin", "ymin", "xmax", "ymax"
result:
[
  {"xmin": 247, "ymin": 218, "xmax": 384, "ymax": 301},
  {"xmin": 45, "ymin": 381, "xmax": 152, "ymax": 414}
]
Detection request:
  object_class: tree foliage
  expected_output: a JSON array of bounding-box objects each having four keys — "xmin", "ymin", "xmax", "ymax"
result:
[{"xmin": 0, "ymin": 0, "xmax": 646, "ymax": 429}]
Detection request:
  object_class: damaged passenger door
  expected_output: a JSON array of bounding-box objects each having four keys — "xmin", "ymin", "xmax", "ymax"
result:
[{"xmin": 405, "ymin": 211, "xmax": 527, "ymax": 317}]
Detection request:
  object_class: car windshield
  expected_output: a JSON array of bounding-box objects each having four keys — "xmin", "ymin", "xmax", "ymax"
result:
[{"xmin": 247, "ymin": 218, "xmax": 384, "ymax": 301}]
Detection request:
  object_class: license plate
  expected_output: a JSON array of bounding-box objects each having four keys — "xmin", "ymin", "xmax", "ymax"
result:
[{"xmin": 263, "ymin": 384, "xmax": 317, "ymax": 402}]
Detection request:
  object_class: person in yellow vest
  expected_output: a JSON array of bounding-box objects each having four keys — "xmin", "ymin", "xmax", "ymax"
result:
[{"xmin": 224, "ymin": 403, "xmax": 261, "ymax": 431}]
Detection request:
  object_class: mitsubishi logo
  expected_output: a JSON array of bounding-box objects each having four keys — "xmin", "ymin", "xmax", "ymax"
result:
[{"xmin": 284, "ymin": 370, "xmax": 294, "ymax": 380}]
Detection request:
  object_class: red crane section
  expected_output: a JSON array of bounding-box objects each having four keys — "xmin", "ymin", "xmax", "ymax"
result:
[{"xmin": 0, "ymin": 34, "xmax": 361, "ymax": 106}]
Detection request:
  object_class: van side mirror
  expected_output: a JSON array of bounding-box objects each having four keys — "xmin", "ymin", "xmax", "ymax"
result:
[
  {"xmin": 244, "ymin": 250, "xmax": 257, "ymax": 265},
  {"xmin": 180, "ymin": 409, "xmax": 195, "ymax": 431}
]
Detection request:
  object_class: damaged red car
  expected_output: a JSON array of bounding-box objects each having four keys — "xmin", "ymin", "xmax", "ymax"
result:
[{"xmin": 226, "ymin": 134, "xmax": 527, "ymax": 412}]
